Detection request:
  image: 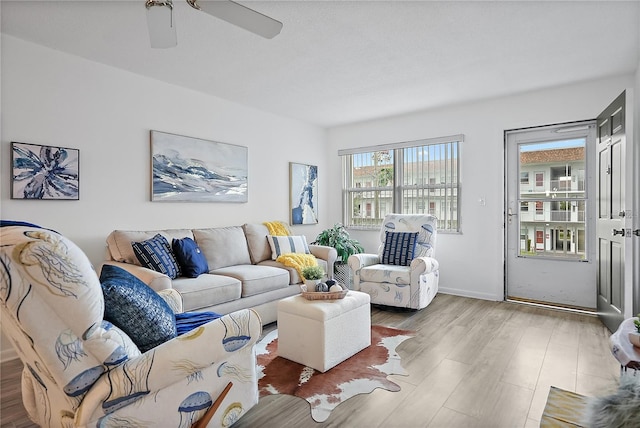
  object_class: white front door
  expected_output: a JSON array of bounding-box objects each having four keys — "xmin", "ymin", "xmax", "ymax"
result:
[
  {"xmin": 596, "ymin": 91, "xmax": 627, "ymax": 332},
  {"xmin": 505, "ymin": 122, "xmax": 596, "ymax": 308}
]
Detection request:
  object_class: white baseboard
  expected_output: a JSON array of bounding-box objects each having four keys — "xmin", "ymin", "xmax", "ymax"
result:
[
  {"xmin": 1, "ymin": 347, "xmax": 19, "ymax": 363},
  {"xmin": 438, "ymin": 287, "xmax": 501, "ymax": 302}
]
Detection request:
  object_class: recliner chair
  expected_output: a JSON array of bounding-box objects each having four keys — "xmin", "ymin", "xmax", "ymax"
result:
[
  {"xmin": 0, "ymin": 223, "xmax": 261, "ymax": 427},
  {"xmin": 348, "ymin": 213, "xmax": 439, "ymax": 310}
]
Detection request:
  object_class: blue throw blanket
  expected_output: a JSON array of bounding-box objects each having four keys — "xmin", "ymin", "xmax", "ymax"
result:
[{"xmin": 175, "ymin": 311, "xmax": 221, "ymax": 335}]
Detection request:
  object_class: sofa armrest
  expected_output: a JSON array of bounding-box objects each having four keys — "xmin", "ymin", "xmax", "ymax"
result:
[
  {"xmin": 77, "ymin": 309, "xmax": 262, "ymax": 425},
  {"xmin": 101, "ymin": 261, "xmax": 172, "ymax": 293},
  {"xmin": 157, "ymin": 288, "xmax": 183, "ymax": 314},
  {"xmin": 309, "ymin": 244, "xmax": 338, "ymax": 275}
]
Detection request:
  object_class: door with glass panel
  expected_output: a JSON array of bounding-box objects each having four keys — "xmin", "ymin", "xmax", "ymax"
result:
[{"xmin": 505, "ymin": 122, "xmax": 596, "ymax": 309}]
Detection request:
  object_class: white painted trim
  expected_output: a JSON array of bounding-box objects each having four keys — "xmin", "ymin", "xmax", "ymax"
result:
[
  {"xmin": 337, "ymin": 134, "xmax": 464, "ymax": 156},
  {"xmin": 437, "ymin": 287, "xmax": 499, "ymax": 301},
  {"xmin": 1, "ymin": 347, "xmax": 19, "ymax": 363}
]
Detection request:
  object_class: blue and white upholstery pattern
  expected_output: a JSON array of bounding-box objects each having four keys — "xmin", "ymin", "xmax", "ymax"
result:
[
  {"xmin": 349, "ymin": 214, "xmax": 439, "ymax": 310},
  {"xmin": 0, "ymin": 224, "xmax": 261, "ymax": 427}
]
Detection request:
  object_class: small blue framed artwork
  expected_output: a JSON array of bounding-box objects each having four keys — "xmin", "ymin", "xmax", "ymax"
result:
[
  {"xmin": 11, "ymin": 142, "xmax": 79, "ymax": 200},
  {"xmin": 290, "ymin": 162, "xmax": 318, "ymax": 225},
  {"xmin": 151, "ymin": 130, "xmax": 248, "ymax": 202}
]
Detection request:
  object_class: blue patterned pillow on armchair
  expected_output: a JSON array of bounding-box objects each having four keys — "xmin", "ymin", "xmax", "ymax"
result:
[
  {"xmin": 381, "ymin": 231, "xmax": 418, "ymax": 266},
  {"xmin": 100, "ymin": 264, "xmax": 177, "ymax": 353}
]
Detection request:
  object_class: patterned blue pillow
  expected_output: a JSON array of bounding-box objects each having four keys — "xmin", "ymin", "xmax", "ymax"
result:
[
  {"xmin": 172, "ymin": 237, "xmax": 209, "ymax": 278},
  {"xmin": 381, "ymin": 231, "xmax": 418, "ymax": 266},
  {"xmin": 100, "ymin": 264, "xmax": 177, "ymax": 353},
  {"xmin": 132, "ymin": 234, "xmax": 181, "ymax": 279}
]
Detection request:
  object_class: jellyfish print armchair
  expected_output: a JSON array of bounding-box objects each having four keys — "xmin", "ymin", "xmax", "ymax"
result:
[
  {"xmin": 348, "ymin": 214, "xmax": 439, "ymax": 310},
  {"xmin": 0, "ymin": 223, "xmax": 261, "ymax": 428}
]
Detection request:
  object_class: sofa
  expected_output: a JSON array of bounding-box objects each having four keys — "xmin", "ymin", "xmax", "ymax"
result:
[{"xmin": 104, "ymin": 223, "xmax": 337, "ymax": 325}]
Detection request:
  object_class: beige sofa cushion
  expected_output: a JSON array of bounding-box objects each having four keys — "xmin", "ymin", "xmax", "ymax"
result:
[
  {"xmin": 211, "ymin": 265, "xmax": 289, "ymax": 297},
  {"xmin": 242, "ymin": 223, "xmax": 272, "ymax": 264},
  {"xmin": 107, "ymin": 229, "xmax": 194, "ymax": 264},
  {"xmin": 193, "ymin": 227, "xmax": 251, "ymax": 270},
  {"xmin": 171, "ymin": 274, "xmax": 241, "ymax": 311}
]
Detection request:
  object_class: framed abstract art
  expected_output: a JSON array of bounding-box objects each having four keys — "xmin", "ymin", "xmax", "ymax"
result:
[
  {"xmin": 290, "ymin": 162, "xmax": 318, "ymax": 225},
  {"xmin": 11, "ymin": 142, "xmax": 79, "ymax": 200},
  {"xmin": 151, "ymin": 130, "xmax": 248, "ymax": 202}
]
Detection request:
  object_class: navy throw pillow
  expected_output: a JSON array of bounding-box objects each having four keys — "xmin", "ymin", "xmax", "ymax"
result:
[
  {"xmin": 381, "ymin": 231, "xmax": 418, "ymax": 266},
  {"xmin": 100, "ymin": 264, "xmax": 177, "ymax": 353},
  {"xmin": 172, "ymin": 237, "xmax": 209, "ymax": 278},
  {"xmin": 132, "ymin": 234, "xmax": 181, "ymax": 279}
]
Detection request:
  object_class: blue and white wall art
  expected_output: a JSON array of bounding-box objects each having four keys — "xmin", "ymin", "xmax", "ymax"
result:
[
  {"xmin": 290, "ymin": 162, "xmax": 318, "ymax": 225},
  {"xmin": 151, "ymin": 131, "xmax": 248, "ymax": 202},
  {"xmin": 11, "ymin": 142, "xmax": 79, "ymax": 200}
]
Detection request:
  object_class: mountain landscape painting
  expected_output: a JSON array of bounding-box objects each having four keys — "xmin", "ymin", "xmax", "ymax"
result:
[{"xmin": 151, "ymin": 131, "xmax": 248, "ymax": 202}]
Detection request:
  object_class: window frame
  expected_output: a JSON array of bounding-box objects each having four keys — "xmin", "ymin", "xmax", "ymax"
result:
[{"xmin": 339, "ymin": 134, "xmax": 463, "ymax": 233}]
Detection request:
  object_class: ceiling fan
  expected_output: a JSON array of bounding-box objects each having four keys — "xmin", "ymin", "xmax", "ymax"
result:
[{"xmin": 145, "ymin": 0, "xmax": 283, "ymax": 48}]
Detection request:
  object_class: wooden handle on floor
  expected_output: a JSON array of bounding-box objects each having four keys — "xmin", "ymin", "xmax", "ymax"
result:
[{"xmin": 192, "ymin": 382, "xmax": 233, "ymax": 428}]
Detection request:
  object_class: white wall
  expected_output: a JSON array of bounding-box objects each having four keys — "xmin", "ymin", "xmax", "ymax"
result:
[
  {"xmin": 1, "ymin": 36, "xmax": 328, "ymax": 267},
  {"xmin": 327, "ymin": 74, "xmax": 635, "ymax": 301},
  {"xmin": 0, "ymin": 36, "xmax": 328, "ymax": 361}
]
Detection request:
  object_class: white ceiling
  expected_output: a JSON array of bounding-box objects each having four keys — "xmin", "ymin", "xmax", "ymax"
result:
[{"xmin": 2, "ymin": 1, "xmax": 639, "ymax": 127}]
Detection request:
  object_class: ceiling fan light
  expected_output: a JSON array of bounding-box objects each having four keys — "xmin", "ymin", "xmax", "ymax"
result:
[{"xmin": 146, "ymin": 0, "xmax": 178, "ymax": 48}]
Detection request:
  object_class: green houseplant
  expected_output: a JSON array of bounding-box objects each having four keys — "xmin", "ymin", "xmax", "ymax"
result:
[
  {"xmin": 313, "ymin": 223, "xmax": 364, "ymax": 263},
  {"xmin": 301, "ymin": 265, "xmax": 324, "ymax": 281},
  {"xmin": 630, "ymin": 315, "xmax": 640, "ymax": 347},
  {"xmin": 301, "ymin": 265, "xmax": 325, "ymax": 289},
  {"xmin": 312, "ymin": 223, "xmax": 364, "ymax": 273}
]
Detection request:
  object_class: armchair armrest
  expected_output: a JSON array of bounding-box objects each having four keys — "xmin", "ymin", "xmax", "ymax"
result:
[
  {"xmin": 348, "ymin": 253, "xmax": 380, "ymax": 291},
  {"xmin": 410, "ymin": 256, "xmax": 439, "ymax": 274},
  {"xmin": 77, "ymin": 309, "xmax": 262, "ymax": 425},
  {"xmin": 101, "ymin": 261, "xmax": 172, "ymax": 292},
  {"xmin": 348, "ymin": 253, "xmax": 380, "ymax": 271},
  {"xmin": 309, "ymin": 244, "xmax": 338, "ymax": 275}
]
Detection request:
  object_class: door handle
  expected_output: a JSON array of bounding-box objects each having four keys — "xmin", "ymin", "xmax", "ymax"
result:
[
  {"xmin": 612, "ymin": 229, "xmax": 625, "ymax": 236},
  {"xmin": 507, "ymin": 208, "xmax": 518, "ymax": 217},
  {"xmin": 619, "ymin": 211, "xmax": 626, "ymax": 218}
]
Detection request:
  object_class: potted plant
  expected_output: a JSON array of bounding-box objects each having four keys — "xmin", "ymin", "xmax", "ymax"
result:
[
  {"xmin": 312, "ymin": 223, "xmax": 364, "ymax": 264},
  {"xmin": 301, "ymin": 265, "xmax": 325, "ymax": 288},
  {"xmin": 312, "ymin": 223, "xmax": 364, "ymax": 287},
  {"xmin": 629, "ymin": 316, "xmax": 640, "ymax": 347}
]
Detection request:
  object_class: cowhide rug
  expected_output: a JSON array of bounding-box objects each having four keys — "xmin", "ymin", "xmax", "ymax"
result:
[{"xmin": 256, "ymin": 325, "xmax": 415, "ymax": 422}]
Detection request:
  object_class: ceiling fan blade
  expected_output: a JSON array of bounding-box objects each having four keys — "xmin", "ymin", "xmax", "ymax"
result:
[
  {"xmin": 187, "ymin": 0, "xmax": 282, "ymax": 39},
  {"xmin": 146, "ymin": 0, "xmax": 178, "ymax": 48}
]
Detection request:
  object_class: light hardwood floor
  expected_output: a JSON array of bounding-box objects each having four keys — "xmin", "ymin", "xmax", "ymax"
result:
[{"xmin": 1, "ymin": 294, "xmax": 620, "ymax": 427}]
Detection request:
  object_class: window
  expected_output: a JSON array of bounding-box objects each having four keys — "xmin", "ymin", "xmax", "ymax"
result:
[
  {"xmin": 535, "ymin": 172, "xmax": 544, "ymax": 187},
  {"xmin": 340, "ymin": 135, "xmax": 462, "ymax": 231}
]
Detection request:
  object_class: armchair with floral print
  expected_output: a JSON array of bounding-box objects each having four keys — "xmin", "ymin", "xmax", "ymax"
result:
[
  {"xmin": 348, "ymin": 214, "xmax": 439, "ymax": 310},
  {"xmin": 0, "ymin": 223, "xmax": 261, "ymax": 427}
]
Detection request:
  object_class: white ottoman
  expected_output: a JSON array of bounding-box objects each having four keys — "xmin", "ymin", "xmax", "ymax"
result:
[{"xmin": 277, "ymin": 291, "xmax": 371, "ymax": 372}]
